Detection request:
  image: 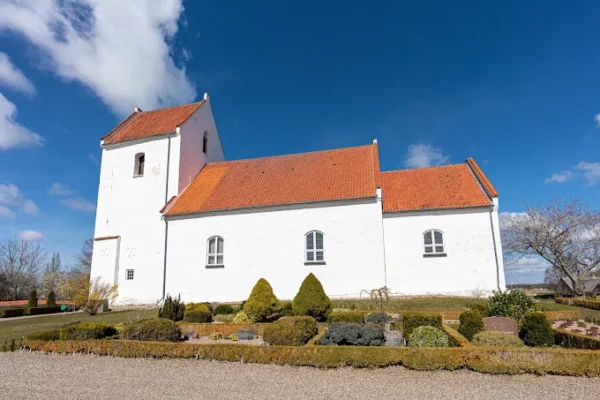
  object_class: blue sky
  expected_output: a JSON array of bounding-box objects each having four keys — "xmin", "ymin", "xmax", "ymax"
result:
[{"xmin": 0, "ymin": 1, "xmax": 598, "ymax": 283}]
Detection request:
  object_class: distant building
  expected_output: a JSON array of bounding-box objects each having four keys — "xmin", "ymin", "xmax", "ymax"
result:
[
  {"xmin": 90, "ymin": 94, "xmax": 506, "ymax": 304},
  {"xmin": 555, "ymin": 277, "xmax": 600, "ymax": 297}
]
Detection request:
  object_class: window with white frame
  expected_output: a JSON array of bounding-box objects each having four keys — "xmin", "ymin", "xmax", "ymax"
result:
[
  {"xmin": 207, "ymin": 236, "xmax": 224, "ymax": 266},
  {"xmin": 126, "ymin": 269, "xmax": 134, "ymax": 280},
  {"xmin": 423, "ymin": 230, "xmax": 445, "ymax": 254},
  {"xmin": 305, "ymin": 231, "xmax": 324, "ymax": 263}
]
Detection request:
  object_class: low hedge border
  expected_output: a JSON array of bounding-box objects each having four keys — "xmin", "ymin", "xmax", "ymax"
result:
[
  {"xmin": 556, "ymin": 298, "xmax": 600, "ymax": 311},
  {"xmin": 442, "ymin": 324, "xmax": 472, "ymax": 347},
  {"xmin": 542, "ymin": 311, "xmax": 583, "ymax": 321},
  {"xmin": 1, "ymin": 308, "xmax": 24, "ymax": 318},
  {"xmin": 23, "ymin": 339, "xmax": 600, "ymax": 376},
  {"xmin": 554, "ymin": 329, "xmax": 600, "ymax": 350},
  {"xmin": 177, "ymin": 322, "xmax": 270, "ymax": 337},
  {"xmin": 29, "ymin": 306, "xmax": 62, "ymax": 316}
]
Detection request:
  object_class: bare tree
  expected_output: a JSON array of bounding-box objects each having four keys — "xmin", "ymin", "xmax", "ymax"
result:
[
  {"xmin": 75, "ymin": 239, "xmax": 93, "ymax": 273},
  {"xmin": 0, "ymin": 238, "xmax": 47, "ymax": 300},
  {"xmin": 502, "ymin": 198, "xmax": 600, "ymax": 296},
  {"xmin": 41, "ymin": 253, "xmax": 63, "ymax": 297},
  {"xmin": 543, "ymin": 265, "xmax": 564, "ymax": 285}
]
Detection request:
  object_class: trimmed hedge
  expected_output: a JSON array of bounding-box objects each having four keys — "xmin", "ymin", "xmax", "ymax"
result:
[
  {"xmin": 178, "ymin": 322, "xmax": 270, "ymax": 337},
  {"xmin": 121, "ymin": 318, "xmax": 182, "ymax": 342},
  {"xmin": 1, "ymin": 308, "xmax": 24, "ymax": 318},
  {"xmin": 472, "ymin": 332, "xmax": 524, "ymax": 347},
  {"xmin": 23, "ymin": 339, "xmax": 600, "ymax": 376},
  {"xmin": 327, "ymin": 311, "xmax": 369, "ymax": 324},
  {"xmin": 556, "ymin": 297, "xmax": 600, "ymax": 311},
  {"xmin": 60, "ymin": 323, "xmax": 118, "ymax": 341},
  {"xmin": 29, "ymin": 306, "xmax": 62, "ymax": 315},
  {"xmin": 403, "ymin": 313, "xmax": 443, "ymax": 337},
  {"xmin": 458, "ymin": 310, "xmax": 484, "ymax": 341},
  {"xmin": 263, "ymin": 316, "xmax": 317, "ymax": 346},
  {"xmin": 407, "ymin": 326, "xmax": 449, "ymax": 348},
  {"xmin": 28, "ymin": 329, "xmax": 61, "ymax": 341},
  {"xmin": 554, "ymin": 329, "xmax": 600, "ymax": 350},
  {"xmin": 442, "ymin": 324, "xmax": 472, "ymax": 347}
]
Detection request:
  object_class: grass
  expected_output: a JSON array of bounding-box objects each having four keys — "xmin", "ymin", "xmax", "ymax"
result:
[
  {"xmin": 331, "ymin": 297, "xmax": 482, "ymax": 312},
  {"xmin": 535, "ymin": 299, "xmax": 600, "ymax": 321},
  {"xmin": 0, "ymin": 308, "xmax": 158, "ymax": 341}
]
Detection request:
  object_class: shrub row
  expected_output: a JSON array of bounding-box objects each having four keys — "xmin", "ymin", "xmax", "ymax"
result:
[
  {"xmin": 327, "ymin": 311, "xmax": 370, "ymax": 324},
  {"xmin": 60, "ymin": 323, "xmax": 118, "ymax": 341},
  {"xmin": 556, "ymin": 297, "xmax": 600, "ymax": 311},
  {"xmin": 23, "ymin": 339, "xmax": 600, "ymax": 376},
  {"xmin": 1, "ymin": 308, "xmax": 24, "ymax": 318},
  {"xmin": 178, "ymin": 322, "xmax": 270, "ymax": 337},
  {"xmin": 121, "ymin": 318, "xmax": 181, "ymax": 342},
  {"xmin": 442, "ymin": 324, "xmax": 472, "ymax": 347},
  {"xmin": 29, "ymin": 306, "xmax": 62, "ymax": 316},
  {"xmin": 554, "ymin": 329, "xmax": 600, "ymax": 350},
  {"xmin": 402, "ymin": 313, "xmax": 443, "ymax": 336}
]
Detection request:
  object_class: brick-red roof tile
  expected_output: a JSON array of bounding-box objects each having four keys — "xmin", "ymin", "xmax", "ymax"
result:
[
  {"xmin": 165, "ymin": 144, "xmax": 379, "ymax": 215},
  {"xmin": 102, "ymin": 101, "xmax": 205, "ymax": 145}
]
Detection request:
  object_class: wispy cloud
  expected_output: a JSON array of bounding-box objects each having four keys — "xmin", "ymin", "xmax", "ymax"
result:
[
  {"xmin": 0, "ymin": 183, "xmax": 38, "ymax": 215},
  {"xmin": 88, "ymin": 152, "xmax": 99, "ymax": 165},
  {"xmin": 595, "ymin": 113, "xmax": 600, "ymax": 127},
  {"xmin": 0, "ymin": 53, "xmax": 36, "ymax": 96},
  {"xmin": 18, "ymin": 229, "xmax": 44, "ymax": 241},
  {"xmin": 405, "ymin": 143, "xmax": 449, "ymax": 168},
  {"xmin": 545, "ymin": 162, "xmax": 600, "ymax": 186},
  {"xmin": 60, "ymin": 198, "xmax": 96, "ymax": 212},
  {"xmin": 48, "ymin": 183, "xmax": 74, "ymax": 197},
  {"xmin": 0, "ymin": 204, "xmax": 15, "ymax": 219},
  {"xmin": 0, "ymin": 0, "xmax": 196, "ymax": 117},
  {"xmin": 0, "ymin": 94, "xmax": 44, "ymax": 150}
]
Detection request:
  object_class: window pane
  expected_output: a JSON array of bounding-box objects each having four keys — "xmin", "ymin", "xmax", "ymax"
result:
[
  {"xmin": 316, "ymin": 251, "xmax": 324, "ymax": 261},
  {"xmin": 434, "ymin": 231, "xmax": 443, "ymax": 244},
  {"xmin": 208, "ymin": 255, "xmax": 215, "ymax": 265},
  {"xmin": 424, "ymin": 246, "xmax": 433, "ymax": 253},
  {"xmin": 424, "ymin": 231, "xmax": 432, "ymax": 245},
  {"xmin": 315, "ymin": 232, "xmax": 323, "ymax": 250},
  {"xmin": 208, "ymin": 238, "xmax": 215, "ymax": 253},
  {"xmin": 306, "ymin": 251, "xmax": 314, "ymax": 261},
  {"xmin": 306, "ymin": 233, "xmax": 314, "ymax": 250},
  {"xmin": 435, "ymin": 246, "xmax": 444, "ymax": 253},
  {"xmin": 217, "ymin": 255, "xmax": 224, "ymax": 264},
  {"xmin": 217, "ymin": 238, "xmax": 224, "ymax": 253}
]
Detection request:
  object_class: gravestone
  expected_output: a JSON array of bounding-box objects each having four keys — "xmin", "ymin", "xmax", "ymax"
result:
[{"xmin": 483, "ymin": 316, "xmax": 518, "ymax": 337}]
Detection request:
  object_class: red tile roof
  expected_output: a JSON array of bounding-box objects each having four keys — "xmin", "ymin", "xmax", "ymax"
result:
[
  {"xmin": 380, "ymin": 163, "xmax": 492, "ymax": 213},
  {"xmin": 466, "ymin": 157, "xmax": 499, "ymax": 197},
  {"xmin": 102, "ymin": 101, "xmax": 205, "ymax": 145},
  {"xmin": 165, "ymin": 144, "xmax": 379, "ymax": 215}
]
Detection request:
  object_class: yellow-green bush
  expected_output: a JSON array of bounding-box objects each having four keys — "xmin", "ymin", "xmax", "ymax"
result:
[
  {"xmin": 178, "ymin": 322, "xmax": 269, "ymax": 336},
  {"xmin": 458, "ymin": 310, "xmax": 484, "ymax": 340},
  {"xmin": 472, "ymin": 331, "xmax": 524, "ymax": 347},
  {"xmin": 402, "ymin": 313, "xmax": 443, "ymax": 336},
  {"xmin": 292, "ymin": 273, "xmax": 332, "ymax": 322},
  {"xmin": 233, "ymin": 311, "xmax": 250, "ymax": 323},
  {"xmin": 327, "ymin": 311, "xmax": 369, "ymax": 324},
  {"xmin": 244, "ymin": 278, "xmax": 279, "ymax": 322},
  {"xmin": 183, "ymin": 305, "xmax": 212, "ymax": 323},
  {"xmin": 121, "ymin": 318, "xmax": 181, "ymax": 342},
  {"xmin": 59, "ymin": 323, "xmax": 117, "ymax": 341},
  {"xmin": 23, "ymin": 339, "xmax": 600, "ymax": 376},
  {"xmin": 263, "ymin": 316, "xmax": 317, "ymax": 346}
]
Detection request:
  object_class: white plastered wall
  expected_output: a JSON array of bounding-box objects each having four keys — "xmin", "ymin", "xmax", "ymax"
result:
[{"xmin": 165, "ymin": 198, "xmax": 386, "ymax": 302}]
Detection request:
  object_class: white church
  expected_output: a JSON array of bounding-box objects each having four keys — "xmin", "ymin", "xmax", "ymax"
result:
[{"xmin": 90, "ymin": 93, "xmax": 506, "ymax": 305}]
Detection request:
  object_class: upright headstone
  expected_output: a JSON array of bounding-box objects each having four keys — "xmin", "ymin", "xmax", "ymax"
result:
[{"xmin": 483, "ymin": 316, "xmax": 518, "ymax": 337}]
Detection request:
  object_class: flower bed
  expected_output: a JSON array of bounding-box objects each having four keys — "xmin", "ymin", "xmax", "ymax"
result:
[
  {"xmin": 552, "ymin": 320, "xmax": 600, "ymax": 338},
  {"xmin": 23, "ymin": 339, "xmax": 600, "ymax": 376}
]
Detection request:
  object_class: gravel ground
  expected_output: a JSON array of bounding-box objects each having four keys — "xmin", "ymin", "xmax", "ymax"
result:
[{"xmin": 1, "ymin": 352, "xmax": 597, "ymax": 400}]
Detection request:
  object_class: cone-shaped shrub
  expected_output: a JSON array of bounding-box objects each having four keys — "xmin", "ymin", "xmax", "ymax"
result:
[
  {"xmin": 46, "ymin": 290, "xmax": 57, "ymax": 307},
  {"xmin": 519, "ymin": 312, "xmax": 555, "ymax": 347},
  {"xmin": 458, "ymin": 310, "xmax": 484, "ymax": 340},
  {"xmin": 243, "ymin": 278, "xmax": 279, "ymax": 322},
  {"xmin": 159, "ymin": 294, "xmax": 185, "ymax": 322},
  {"xmin": 28, "ymin": 288, "xmax": 38, "ymax": 308},
  {"xmin": 292, "ymin": 273, "xmax": 332, "ymax": 322}
]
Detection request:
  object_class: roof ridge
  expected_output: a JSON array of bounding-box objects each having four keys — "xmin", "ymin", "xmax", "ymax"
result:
[
  {"xmin": 137, "ymin": 100, "xmax": 204, "ymax": 115},
  {"xmin": 465, "ymin": 157, "xmax": 499, "ymax": 197},
  {"xmin": 204, "ymin": 143, "xmax": 374, "ymax": 166}
]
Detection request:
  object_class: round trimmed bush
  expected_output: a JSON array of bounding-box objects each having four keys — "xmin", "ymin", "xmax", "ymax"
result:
[
  {"xmin": 244, "ymin": 278, "xmax": 279, "ymax": 322},
  {"xmin": 458, "ymin": 310, "xmax": 484, "ymax": 340},
  {"xmin": 233, "ymin": 311, "xmax": 250, "ymax": 323},
  {"xmin": 183, "ymin": 305, "xmax": 212, "ymax": 323},
  {"xmin": 407, "ymin": 326, "xmax": 449, "ymax": 347},
  {"xmin": 472, "ymin": 331, "xmax": 524, "ymax": 347},
  {"xmin": 263, "ymin": 316, "xmax": 318, "ymax": 346},
  {"xmin": 59, "ymin": 323, "xmax": 118, "ymax": 341},
  {"xmin": 320, "ymin": 323, "xmax": 385, "ymax": 346},
  {"xmin": 519, "ymin": 312, "xmax": 555, "ymax": 347},
  {"xmin": 213, "ymin": 304, "xmax": 235, "ymax": 316},
  {"xmin": 292, "ymin": 273, "xmax": 331, "ymax": 322},
  {"xmin": 121, "ymin": 318, "xmax": 182, "ymax": 341}
]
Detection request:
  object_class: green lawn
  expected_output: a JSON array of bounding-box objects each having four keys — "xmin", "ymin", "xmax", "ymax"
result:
[
  {"xmin": 331, "ymin": 297, "xmax": 481, "ymax": 312},
  {"xmin": 0, "ymin": 308, "xmax": 158, "ymax": 342}
]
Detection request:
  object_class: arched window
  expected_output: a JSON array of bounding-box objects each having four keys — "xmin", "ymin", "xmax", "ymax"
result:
[
  {"xmin": 423, "ymin": 230, "xmax": 445, "ymax": 255},
  {"xmin": 134, "ymin": 153, "xmax": 145, "ymax": 176},
  {"xmin": 207, "ymin": 236, "xmax": 224, "ymax": 266},
  {"xmin": 305, "ymin": 231, "xmax": 324, "ymax": 263},
  {"xmin": 202, "ymin": 131, "xmax": 209, "ymax": 154}
]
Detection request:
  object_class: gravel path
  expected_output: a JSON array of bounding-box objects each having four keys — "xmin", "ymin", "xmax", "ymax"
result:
[{"xmin": 1, "ymin": 352, "xmax": 597, "ymax": 399}]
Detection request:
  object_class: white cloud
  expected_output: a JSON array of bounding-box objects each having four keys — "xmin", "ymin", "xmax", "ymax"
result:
[
  {"xmin": 544, "ymin": 170, "xmax": 573, "ymax": 184},
  {"xmin": 0, "ymin": 0, "xmax": 196, "ymax": 117},
  {"xmin": 0, "ymin": 93, "xmax": 44, "ymax": 150},
  {"xmin": 88, "ymin": 152, "xmax": 98, "ymax": 164},
  {"xmin": 0, "ymin": 183, "xmax": 38, "ymax": 215},
  {"xmin": 0, "ymin": 53, "xmax": 36, "ymax": 96},
  {"xmin": 0, "ymin": 204, "xmax": 15, "ymax": 218},
  {"xmin": 545, "ymin": 162, "xmax": 600, "ymax": 186},
  {"xmin": 18, "ymin": 229, "xmax": 44, "ymax": 241},
  {"xmin": 404, "ymin": 144, "xmax": 449, "ymax": 168},
  {"xmin": 595, "ymin": 113, "xmax": 600, "ymax": 127},
  {"xmin": 48, "ymin": 183, "xmax": 73, "ymax": 196},
  {"xmin": 60, "ymin": 198, "xmax": 96, "ymax": 212},
  {"xmin": 499, "ymin": 211, "xmax": 529, "ymax": 229}
]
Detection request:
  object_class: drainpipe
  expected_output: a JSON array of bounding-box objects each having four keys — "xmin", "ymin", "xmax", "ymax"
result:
[
  {"xmin": 488, "ymin": 204, "xmax": 502, "ymax": 291},
  {"xmin": 159, "ymin": 132, "xmax": 173, "ymax": 303}
]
